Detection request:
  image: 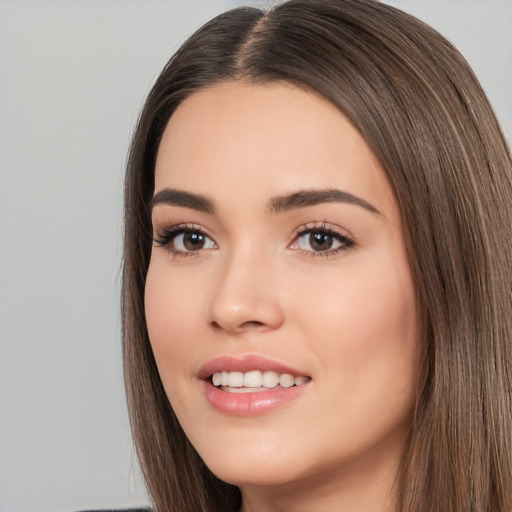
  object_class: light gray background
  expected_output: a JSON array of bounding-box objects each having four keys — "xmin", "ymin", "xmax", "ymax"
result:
[{"xmin": 0, "ymin": 1, "xmax": 510, "ymax": 511}]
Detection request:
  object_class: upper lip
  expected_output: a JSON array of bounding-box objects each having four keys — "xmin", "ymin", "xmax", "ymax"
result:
[{"xmin": 198, "ymin": 355, "xmax": 309, "ymax": 380}]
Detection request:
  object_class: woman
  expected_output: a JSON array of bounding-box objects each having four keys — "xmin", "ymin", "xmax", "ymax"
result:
[{"xmin": 122, "ymin": 1, "xmax": 512, "ymax": 511}]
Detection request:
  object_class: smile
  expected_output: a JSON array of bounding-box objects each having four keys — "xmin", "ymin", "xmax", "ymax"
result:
[
  {"xmin": 200, "ymin": 356, "xmax": 312, "ymax": 416},
  {"xmin": 211, "ymin": 370, "xmax": 310, "ymax": 392}
]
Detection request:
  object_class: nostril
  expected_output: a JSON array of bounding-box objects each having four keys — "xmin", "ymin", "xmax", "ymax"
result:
[
  {"xmin": 240, "ymin": 320, "xmax": 265, "ymax": 329},
  {"xmin": 210, "ymin": 320, "xmax": 222, "ymax": 330},
  {"xmin": 209, "ymin": 319, "xmax": 267, "ymax": 332}
]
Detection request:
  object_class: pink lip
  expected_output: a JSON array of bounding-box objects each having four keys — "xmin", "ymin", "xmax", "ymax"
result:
[
  {"xmin": 202, "ymin": 382, "xmax": 308, "ymax": 416},
  {"xmin": 198, "ymin": 355, "xmax": 306, "ymax": 379},
  {"xmin": 198, "ymin": 355, "xmax": 311, "ymax": 416}
]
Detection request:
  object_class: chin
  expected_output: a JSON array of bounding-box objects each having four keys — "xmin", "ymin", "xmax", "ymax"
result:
[
  {"xmin": 207, "ymin": 456, "xmax": 304, "ymax": 488},
  {"xmin": 191, "ymin": 428, "xmax": 308, "ymax": 487}
]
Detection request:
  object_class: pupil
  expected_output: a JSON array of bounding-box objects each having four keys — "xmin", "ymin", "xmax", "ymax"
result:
[
  {"xmin": 184, "ymin": 232, "xmax": 204, "ymax": 250},
  {"xmin": 310, "ymin": 232, "xmax": 333, "ymax": 251}
]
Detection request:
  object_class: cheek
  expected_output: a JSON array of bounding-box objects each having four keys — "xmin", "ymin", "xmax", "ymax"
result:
[
  {"xmin": 334, "ymin": 271, "xmax": 415, "ymax": 350},
  {"xmin": 144, "ymin": 261, "xmax": 202, "ymax": 377},
  {"xmin": 296, "ymin": 256, "xmax": 415, "ymax": 340},
  {"xmin": 293, "ymin": 249, "xmax": 418, "ymax": 398}
]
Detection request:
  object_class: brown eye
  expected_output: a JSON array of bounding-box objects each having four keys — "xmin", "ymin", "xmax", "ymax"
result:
[
  {"xmin": 153, "ymin": 225, "xmax": 217, "ymax": 256},
  {"xmin": 309, "ymin": 232, "xmax": 334, "ymax": 251},
  {"xmin": 290, "ymin": 226, "xmax": 354, "ymax": 255},
  {"xmin": 297, "ymin": 230, "xmax": 340, "ymax": 252},
  {"xmin": 174, "ymin": 231, "xmax": 215, "ymax": 252},
  {"xmin": 182, "ymin": 232, "xmax": 206, "ymax": 251}
]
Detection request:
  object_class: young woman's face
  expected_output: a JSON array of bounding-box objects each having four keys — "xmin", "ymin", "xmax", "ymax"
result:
[{"xmin": 145, "ymin": 82, "xmax": 418, "ymax": 507}]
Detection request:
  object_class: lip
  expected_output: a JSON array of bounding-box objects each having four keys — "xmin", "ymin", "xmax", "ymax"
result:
[
  {"xmin": 198, "ymin": 354, "xmax": 307, "ymax": 379},
  {"xmin": 198, "ymin": 355, "xmax": 311, "ymax": 416}
]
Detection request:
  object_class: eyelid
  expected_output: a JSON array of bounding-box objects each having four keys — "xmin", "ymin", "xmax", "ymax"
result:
[
  {"xmin": 291, "ymin": 221, "xmax": 354, "ymax": 239},
  {"xmin": 152, "ymin": 222, "xmax": 218, "ymax": 257},
  {"xmin": 289, "ymin": 221, "xmax": 355, "ymax": 257},
  {"xmin": 152, "ymin": 220, "xmax": 354, "ymax": 259}
]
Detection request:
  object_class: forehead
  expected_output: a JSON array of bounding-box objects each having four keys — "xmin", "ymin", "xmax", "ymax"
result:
[{"xmin": 154, "ymin": 81, "xmax": 397, "ymax": 217}]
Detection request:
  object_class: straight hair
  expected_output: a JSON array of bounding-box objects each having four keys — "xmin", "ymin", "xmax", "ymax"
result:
[{"xmin": 122, "ymin": 1, "xmax": 512, "ymax": 510}]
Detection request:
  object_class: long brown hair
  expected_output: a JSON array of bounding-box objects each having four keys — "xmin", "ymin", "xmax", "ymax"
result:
[{"xmin": 122, "ymin": 1, "xmax": 512, "ymax": 510}]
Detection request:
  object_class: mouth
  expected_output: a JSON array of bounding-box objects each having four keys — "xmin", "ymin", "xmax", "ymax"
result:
[
  {"xmin": 210, "ymin": 370, "xmax": 310, "ymax": 393},
  {"xmin": 199, "ymin": 356, "xmax": 311, "ymax": 415}
]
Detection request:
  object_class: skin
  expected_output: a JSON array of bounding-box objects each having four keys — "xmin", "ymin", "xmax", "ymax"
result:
[{"xmin": 145, "ymin": 82, "xmax": 419, "ymax": 512}]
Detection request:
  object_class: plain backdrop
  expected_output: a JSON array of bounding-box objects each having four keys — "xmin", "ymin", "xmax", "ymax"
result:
[{"xmin": 0, "ymin": 1, "xmax": 510, "ymax": 511}]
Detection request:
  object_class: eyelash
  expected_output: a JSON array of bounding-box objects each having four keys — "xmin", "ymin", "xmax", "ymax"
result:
[
  {"xmin": 291, "ymin": 222, "xmax": 355, "ymax": 258},
  {"xmin": 153, "ymin": 223, "xmax": 216, "ymax": 259},
  {"xmin": 152, "ymin": 222, "xmax": 355, "ymax": 259}
]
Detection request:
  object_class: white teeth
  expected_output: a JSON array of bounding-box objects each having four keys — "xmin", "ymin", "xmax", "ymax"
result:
[
  {"xmin": 279, "ymin": 373, "xmax": 295, "ymax": 388},
  {"xmin": 211, "ymin": 370, "xmax": 310, "ymax": 389},
  {"xmin": 262, "ymin": 371, "xmax": 279, "ymax": 388},
  {"xmin": 294, "ymin": 376, "xmax": 309, "ymax": 386},
  {"xmin": 244, "ymin": 370, "xmax": 263, "ymax": 388},
  {"xmin": 228, "ymin": 371, "xmax": 244, "ymax": 388}
]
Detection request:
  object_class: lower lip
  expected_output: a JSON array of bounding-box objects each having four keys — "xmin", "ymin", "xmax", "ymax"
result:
[{"xmin": 202, "ymin": 380, "xmax": 308, "ymax": 416}]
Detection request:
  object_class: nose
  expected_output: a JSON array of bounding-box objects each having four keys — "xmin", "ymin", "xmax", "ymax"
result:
[{"xmin": 208, "ymin": 250, "xmax": 284, "ymax": 334}]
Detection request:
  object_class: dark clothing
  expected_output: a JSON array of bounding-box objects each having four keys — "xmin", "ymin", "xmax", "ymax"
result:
[{"xmin": 77, "ymin": 509, "xmax": 151, "ymax": 512}]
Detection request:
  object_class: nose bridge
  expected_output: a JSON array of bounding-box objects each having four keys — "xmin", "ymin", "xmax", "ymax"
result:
[{"xmin": 208, "ymin": 241, "xmax": 284, "ymax": 333}]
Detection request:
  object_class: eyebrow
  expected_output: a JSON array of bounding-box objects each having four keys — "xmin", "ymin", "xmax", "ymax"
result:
[
  {"xmin": 150, "ymin": 188, "xmax": 215, "ymax": 214},
  {"xmin": 267, "ymin": 189, "xmax": 381, "ymax": 215},
  {"xmin": 150, "ymin": 187, "xmax": 380, "ymax": 216}
]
